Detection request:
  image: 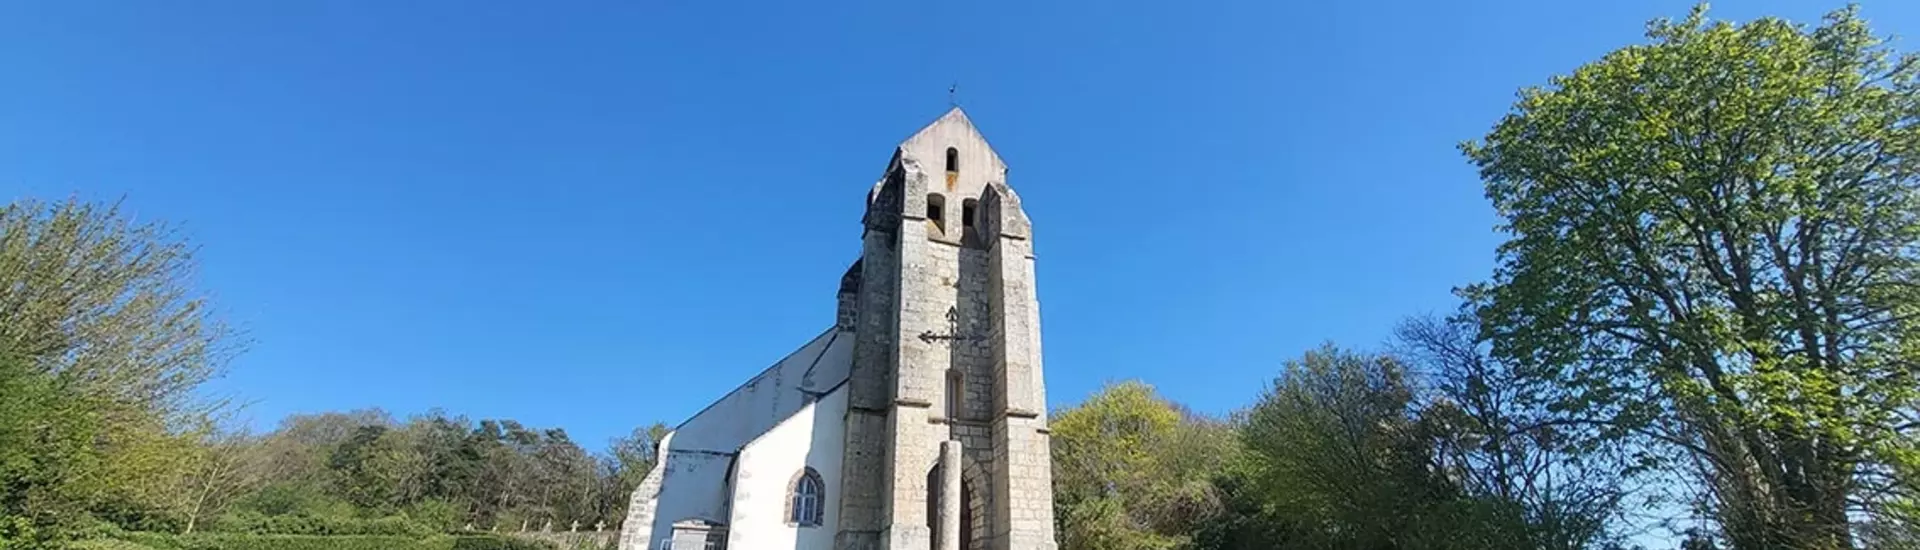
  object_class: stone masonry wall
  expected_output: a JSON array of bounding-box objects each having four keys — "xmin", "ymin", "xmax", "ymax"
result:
[
  {"xmin": 617, "ymin": 433, "xmax": 672, "ymax": 550},
  {"xmin": 986, "ymin": 207, "xmax": 1056, "ymax": 550},
  {"xmin": 839, "ymin": 218, "xmax": 898, "ymax": 550},
  {"xmin": 948, "ymin": 244, "xmax": 999, "ymax": 549},
  {"xmin": 884, "ymin": 165, "xmax": 939, "ymax": 550},
  {"xmin": 840, "ymin": 110, "xmax": 1056, "ymax": 550}
]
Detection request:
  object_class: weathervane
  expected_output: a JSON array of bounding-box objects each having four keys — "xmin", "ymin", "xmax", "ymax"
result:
[{"xmin": 949, "ymin": 82, "xmax": 959, "ymax": 107}]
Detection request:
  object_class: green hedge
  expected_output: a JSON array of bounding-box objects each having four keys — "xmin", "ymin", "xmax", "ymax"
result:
[
  {"xmin": 69, "ymin": 539, "xmax": 162, "ymax": 550},
  {"xmin": 204, "ymin": 513, "xmax": 436, "ymax": 537},
  {"xmin": 110, "ymin": 533, "xmax": 453, "ymax": 550},
  {"xmin": 100, "ymin": 533, "xmax": 554, "ymax": 550},
  {"xmin": 449, "ymin": 534, "xmax": 555, "ymax": 550}
]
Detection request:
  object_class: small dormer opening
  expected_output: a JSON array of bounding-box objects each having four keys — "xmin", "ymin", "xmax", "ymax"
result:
[
  {"xmin": 945, "ymin": 147, "xmax": 960, "ymax": 173},
  {"xmin": 926, "ymin": 193, "xmax": 946, "ymax": 234}
]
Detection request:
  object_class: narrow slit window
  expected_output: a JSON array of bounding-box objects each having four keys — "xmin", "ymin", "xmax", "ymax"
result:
[
  {"xmin": 947, "ymin": 370, "xmax": 964, "ymax": 419},
  {"xmin": 945, "ymin": 147, "xmax": 959, "ymax": 173},
  {"xmin": 962, "ymin": 199, "xmax": 978, "ymax": 229}
]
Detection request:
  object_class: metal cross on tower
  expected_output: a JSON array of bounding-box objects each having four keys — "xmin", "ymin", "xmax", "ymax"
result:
[{"xmin": 918, "ymin": 306, "xmax": 973, "ymax": 344}]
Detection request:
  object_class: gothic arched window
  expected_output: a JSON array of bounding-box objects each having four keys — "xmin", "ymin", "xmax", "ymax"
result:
[{"xmin": 788, "ymin": 468, "xmax": 825, "ymax": 527}]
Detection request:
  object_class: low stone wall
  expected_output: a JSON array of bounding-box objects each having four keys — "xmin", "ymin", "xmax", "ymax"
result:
[{"xmin": 509, "ymin": 530, "xmax": 618, "ymax": 550}]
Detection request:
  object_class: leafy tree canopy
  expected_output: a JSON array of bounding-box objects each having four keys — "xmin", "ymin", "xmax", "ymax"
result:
[{"xmin": 1463, "ymin": 4, "xmax": 1920, "ymax": 547}]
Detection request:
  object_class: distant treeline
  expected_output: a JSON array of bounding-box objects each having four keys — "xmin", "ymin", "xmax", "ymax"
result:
[
  {"xmin": 221, "ymin": 409, "xmax": 668, "ymax": 534},
  {"xmin": 0, "ymin": 198, "xmax": 667, "ymax": 550}
]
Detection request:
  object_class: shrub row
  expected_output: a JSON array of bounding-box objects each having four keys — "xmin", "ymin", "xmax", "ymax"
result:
[
  {"xmin": 117, "ymin": 533, "xmax": 445, "ymax": 550},
  {"xmin": 450, "ymin": 534, "xmax": 556, "ymax": 550},
  {"xmin": 204, "ymin": 512, "xmax": 438, "ymax": 537},
  {"xmin": 69, "ymin": 539, "xmax": 164, "ymax": 550},
  {"xmin": 97, "ymin": 533, "xmax": 554, "ymax": 550}
]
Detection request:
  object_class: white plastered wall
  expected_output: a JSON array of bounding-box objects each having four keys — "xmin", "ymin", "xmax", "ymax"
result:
[{"xmin": 726, "ymin": 385, "xmax": 847, "ymax": 550}]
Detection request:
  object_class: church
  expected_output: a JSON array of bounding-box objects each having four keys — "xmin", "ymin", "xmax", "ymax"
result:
[{"xmin": 618, "ymin": 108, "xmax": 1059, "ymax": 550}]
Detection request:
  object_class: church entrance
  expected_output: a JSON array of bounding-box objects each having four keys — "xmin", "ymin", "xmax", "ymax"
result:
[{"xmin": 926, "ymin": 464, "xmax": 975, "ymax": 550}]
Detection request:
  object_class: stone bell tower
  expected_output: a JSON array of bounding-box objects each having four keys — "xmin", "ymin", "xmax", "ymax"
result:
[{"xmin": 833, "ymin": 108, "xmax": 1056, "ymax": 550}]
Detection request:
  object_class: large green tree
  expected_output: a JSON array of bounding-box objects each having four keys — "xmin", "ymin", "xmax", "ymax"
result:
[
  {"xmin": 1050, "ymin": 381, "xmax": 1237, "ymax": 550},
  {"xmin": 1238, "ymin": 346, "xmax": 1470, "ymax": 549},
  {"xmin": 0, "ymin": 351, "xmax": 106, "ymax": 549},
  {"xmin": 0, "ymin": 198, "xmax": 236, "ymax": 420},
  {"xmin": 0, "ymin": 198, "xmax": 240, "ymax": 537},
  {"xmin": 1462, "ymin": 6, "xmax": 1920, "ymax": 547}
]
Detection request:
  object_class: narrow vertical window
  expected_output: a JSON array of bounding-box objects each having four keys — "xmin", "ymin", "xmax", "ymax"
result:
[
  {"xmin": 961, "ymin": 199, "xmax": 977, "ymax": 229},
  {"xmin": 946, "ymin": 370, "xmax": 964, "ymax": 420},
  {"xmin": 945, "ymin": 147, "xmax": 959, "ymax": 173}
]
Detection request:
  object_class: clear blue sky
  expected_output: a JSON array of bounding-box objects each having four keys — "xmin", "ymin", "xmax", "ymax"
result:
[{"xmin": 2, "ymin": 0, "xmax": 1916, "ymax": 451}]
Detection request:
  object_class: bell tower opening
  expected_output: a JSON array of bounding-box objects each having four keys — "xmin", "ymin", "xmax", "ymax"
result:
[
  {"xmin": 926, "ymin": 193, "xmax": 946, "ymax": 235},
  {"xmin": 944, "ymin": 147, "xmax": 961, "ymax": 191},
  {"xmin": 960, "ymin": 199, "xmax": 980, "ymax": 247}
]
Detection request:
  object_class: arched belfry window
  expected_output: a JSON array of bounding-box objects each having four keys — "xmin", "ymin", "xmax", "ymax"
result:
[
  {"xmin": 788, "ymin": 468, "xmax": 825, "ymax": 527},
  {"xmin": 945, "ymin": 147, "xmax": 960, "ymax": 173}
]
